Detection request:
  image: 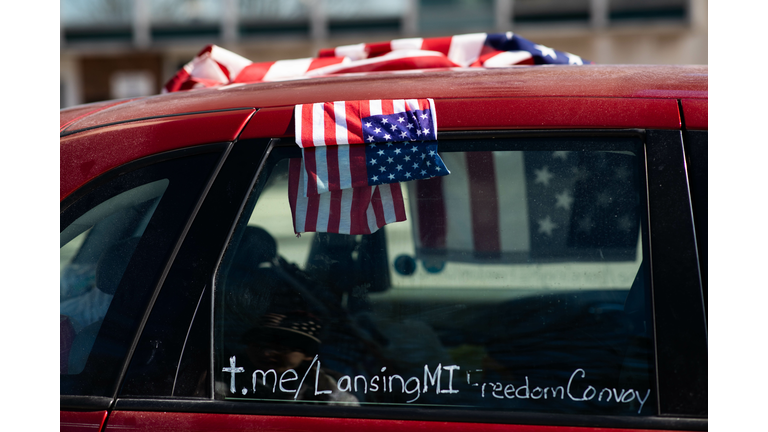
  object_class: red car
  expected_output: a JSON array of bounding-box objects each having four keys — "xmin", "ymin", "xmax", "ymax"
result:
[{"xmin": 61, "ymin": 64, "xmax": 707, "ymax": 432}]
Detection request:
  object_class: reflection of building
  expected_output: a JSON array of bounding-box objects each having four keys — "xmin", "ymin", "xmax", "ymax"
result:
[{"xmin": 60, "ymin": 0, "xmax": 707, "ymax": 108}]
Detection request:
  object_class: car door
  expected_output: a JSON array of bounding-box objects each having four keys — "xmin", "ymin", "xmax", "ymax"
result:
[
  {"xmin": 105, "ymin": 122, "xmax": 706, "ymax": 431},
  {"xmin": 60, "ymin": 144, "xmax": 227, "ymax": 431}
]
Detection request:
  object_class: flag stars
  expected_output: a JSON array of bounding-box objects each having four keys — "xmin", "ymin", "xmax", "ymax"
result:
[
  {"xmin": 377, "ymin": 149, "xmax": 385, "ymax": 156},
  {"xmin": 381, "ymin": 118, "xmax": 388, "ymax": 124},
  {"xmin": 412, "ymin": 163, "xmax": 420, "ymax": 169},
  {"xmin": 405, "ymin": 172, "xmax": 412, "ymax": 178},
  {"xmin": 555, "ymin": 190, "xmax": 574, "ymax": 211},
  {"xmin": 371, "ymin": 175, "xmax": 379, "ymax": 182},
  {"xmin": 400, "ymin": 132, "xmax": 408, "ymax": 138},
  {"xmin": 435, "ymin": 166, "xmax": 441, "ymax": 171},
  {"xmin": 386, "ymin": 142, "xmax": 393, "ymax": 147},
  {"xmin": 420, "ymin": 169, "xmax": 427, "ymax": 176},
  {"xmin": 365, "ymin": 122, "xmax": 372, "ymax": 127},
  {"xmin": 404, "ymin": 155, "xmax": 411, "ymax": 161},
  {"xmin": 369, "ymin": 158, "xmax": 377, "ymax": 165},
  {"xmin": 420, "ymin": 113, "xmax": 429, "ymax": 119},
  {"xmin": 386, "ymin": 157, "xmax": 394, "ymax": 164},
  {"xmin": 373, "ymin": 127, "xmax": 381, "ymax": 134},
  {"xmin": 420, "ymin": 153, "xmax": 426, "ymax": 160},
  {"xmin": 367, "ymin": 136, "xmax": 375, "ymax": 142},
  {"xmin": 394, "ymin": 148, "xmax": 402, "ymax": 154},
  {"xmin": 411, "ymin": 146, "xmax": 419, "ymax": 152},
  {"xmin": 379, "ymin": 166, "xmax": 386, "ymax": 172},
  {"xmin": 398, "ymin": 117, "xmax": 405, "ymax": 123},
  {"xmin": 537, "ymin": 215, "xmax": 558, "ymax": 236},
  {"xmin": 395, "ymin": 164, "xmax": 403, "ymax": 171},
  {"xmin": 383, "ymin": 133, "xmax": 391, "ymax": 140},
  {"xmin": 406, "ymin": 123, "xmax": 414, "ymax": 129},
  {"xmin": 416, "ymin": 129, "xmax": 422, "ymax": 136},
  {"xmin": 535, "ymin": 44, "xmax": 557, "ymax": 59},
  {"xmin": 534, "ymin": 166, "xmax": 554, "ymax": 186},
  {"xmin": 388, "ymin": 173, "xmax": 396, "ymax": 180},
  {"xmin": 428, "ymin": 150, "xmax": 436, "ymax": 156},
  {"xmin": 566, "ymin": 53, "xmax": 583, "ymax": 65},
  {"xmin": 390, "ymin": 125, "xmax": 398, "ymax": 131},
  {"xmin": 422, "ymin": 128, "xmax": 430, "ymax": 135}
]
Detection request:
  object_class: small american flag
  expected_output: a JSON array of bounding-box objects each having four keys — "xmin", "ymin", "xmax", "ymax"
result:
[{"xmin": 290, "ymin": 99, "xmax": 449, "ymax": 235}]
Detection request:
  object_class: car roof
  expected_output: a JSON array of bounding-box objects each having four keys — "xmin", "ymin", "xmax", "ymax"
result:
[{"xmin": 61, "ymin": 64, "xmax": 706, "ymax": 135}]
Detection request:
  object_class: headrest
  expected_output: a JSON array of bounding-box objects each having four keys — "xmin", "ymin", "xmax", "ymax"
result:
[
  {"xmin": 232, "ymin": 226, "xmax": 277, "ymax": 268},
  {"xmin": 95, "ymin": 237, "xmax": 140, "ymax": 295}
]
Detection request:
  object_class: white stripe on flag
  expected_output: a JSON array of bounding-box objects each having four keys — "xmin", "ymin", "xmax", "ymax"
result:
[
  {"xmin": 262, "ymin": 58, "xmax": 313, "ymax": 81},
  {"xmin": 366, "ymin": 187, "xmax": 379, "ymax": 234},
  {"xmin": 369, "ymin": 100, "xmax": 382, "ymax": 116},
  {"xmin": 391, "ymin": 38, "xmax": 423, "ymax": 51},
  {"xmin": 482, "ymin": 51, "xmax": 533, "ymax": 67},
  {"xmin": 447, "ymin": 33, "xmax": 487, "ymax": 67},
  {"xmin": 494, "ymin": 152, "xmax": 530, "ymax": 253},
  {"xmin": 379, "ymin": 183, "xmax": 396, "ymax": 223},
  {"xmin": 335, "ymin": 43, "xmax": 368, "ymax": 60},
  {"xmin": 313, "ymin": 146, "xmax": 329, "ymax": 195},
  {"xmin": 312, "ymin": 103, "xmax": 325, "ymax": 147},
  {"xmin": 392, "ymin": 99, "xmax": 406, "ymax": 114},
  {"xmin": 405, "ymin": 99, "xmax": 420, "ymax": 112},
  {"xmin": 334, "ymin": 101, "xmax": 349, "ymax": 145},
  {"xmin": 316, "ymin": 190, "xmax": 331, "ymax": 232},
  {"xmin": 294, "ymin": 159, "xmax": 308, "ymax": 233},
  {"xmin": 338, "ymin": 188, "xmax": 353, "ymax": 234},
  {"xmin": 294, "ymin": 105, "xmax": 304, "ymax": 147},
  {"xmin": 428, "ymin": 98, "xmax": 438, "ymax": 140},
  {"xmin": 440, "ymin": 153, "xmax": 474, "ymax": 251},
  {"xmin": 337, "ymin": 143, "xmax": 352, "ymax": 190},
  {"xmin": 301, "ymin": 149, "xmax": 309, "ymax": 201}
]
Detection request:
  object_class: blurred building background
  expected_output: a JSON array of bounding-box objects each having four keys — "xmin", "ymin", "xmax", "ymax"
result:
[{"xmin": 60, "ymin": 0, "xmax": 708, "ymax": 108}]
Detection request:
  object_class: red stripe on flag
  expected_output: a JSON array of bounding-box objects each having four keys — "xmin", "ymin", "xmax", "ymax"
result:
[
  {"xmin": 288, "ymin": 159, "xmax": 302, "ymax": 234},
  {"xmin": 307, "ymin": 57, "xmax": 346, "ymax": 71},
  {"xmin": 417, "ymin": 177, "xmax": 446, "ymax": 250},
  {"xmin": 367, "ymin": 42, "xmax": 392, "ymax": 58},
  {"xmin": 305, "ymin": 192, "xmax": 320, "ymax": 233},
  {"xmin": 466, "ymin": 152, "xmax": 501, "ymax": 255},
  {"xmin": 317, "ymin": 48, "xmax": 336, "ymax": 58},
  {"xmin": 327, "ymin": 189, "xmax": 342, "ymax": 233},
  {"xmin": 323, "ymin": 102, "xmax": 337, "ymax": 146},
  {"xmin": 381, "ymin": 99, "xmax": 394, "ymax": 116},
  {"xmin": 370, "ymin": 186, "xmax": 386, "ymax": 230},
  {"xmin": 326, "ymin": 145, "xmax": 340, "ymax": 195},
  {"xmin": 233, "ymin": 62, "xmax": 273, "ymax": 83},
  {"xmin": 421, "ymin": 37, "xmax": 452, "ymax": 55},
  {"xmin": 350, "ymin": 186, "xmax": 369, "ymax": 235},
  {"xmin": 301, "ymin": 104, "xmax": 315, "ymax": 148},
  {"xmin": 390, "ymin": 183, "xmax": 407, "ymax": 222},
  {"xmin": 349, "ymin": 143, "xmax": 368, "ymax": 189},
  {"xmin": 303, "ymin": 148, "xmax": 319, "ymax": 197},
  {"xmin": 345, "ymin": 101, "xmax": 364, "ymax": 145}
]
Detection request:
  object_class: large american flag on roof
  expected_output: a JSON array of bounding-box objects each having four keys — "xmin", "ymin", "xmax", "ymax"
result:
[
  {"xmin": 162, "ymin": 32, "xmax": 590, "ymax": 92},
  {"xmin": 163, "ymin": 32, "xmax": 590, "ymax": 236}
]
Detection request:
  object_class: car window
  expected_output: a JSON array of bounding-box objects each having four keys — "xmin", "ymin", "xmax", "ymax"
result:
[
  {"xmin": 213, "ymin": 137, "xmax": 654, "ymax": 416},
  {"xmin": 60, "ymin": 148, "xmax": 224, "ymax": 398}
]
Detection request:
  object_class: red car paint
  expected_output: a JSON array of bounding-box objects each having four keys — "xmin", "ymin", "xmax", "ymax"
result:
[
  {"xmin": 60, "ymin": 410, "xmax": 107, "ymax": 432},
  {"xmin": 60, "ymin": 108, "xmax": 254, "ymax": 201},
  {"xmin": 104, "ymin": 411, "xmax": 685, "ymax": 432}
]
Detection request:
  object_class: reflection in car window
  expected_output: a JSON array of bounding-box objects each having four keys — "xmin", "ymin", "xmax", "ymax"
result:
[
  {"xmin": 60, "ymin": 179, "xmax": 169, "ymax": 375},
  {"xmin": 214, "ymin": 140, "xmax": 654, "ymax": 416}
]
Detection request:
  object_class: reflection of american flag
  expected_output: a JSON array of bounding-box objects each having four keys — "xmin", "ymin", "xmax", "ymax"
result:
[{"xmin": 410, "ymin": 151, "xmax": 639, "ymax": 262}]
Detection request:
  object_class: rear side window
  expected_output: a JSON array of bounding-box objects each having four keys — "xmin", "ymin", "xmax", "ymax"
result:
[
  {"xmin": 214, "ymin": 137, "xmax": 654, "ymax": 416},
  {"xmin": 60, "ymin": 149, "xmax": 223, "ymax": 398}
]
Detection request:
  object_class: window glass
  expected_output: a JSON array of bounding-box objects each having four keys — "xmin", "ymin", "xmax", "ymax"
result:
[
  {"xmin": 214, "ymin": 139, "xmax": 654, "ymax": 416},
  {"xmin": 61, "ymin": 179, "xmax": 169, "ymax": 375}
]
